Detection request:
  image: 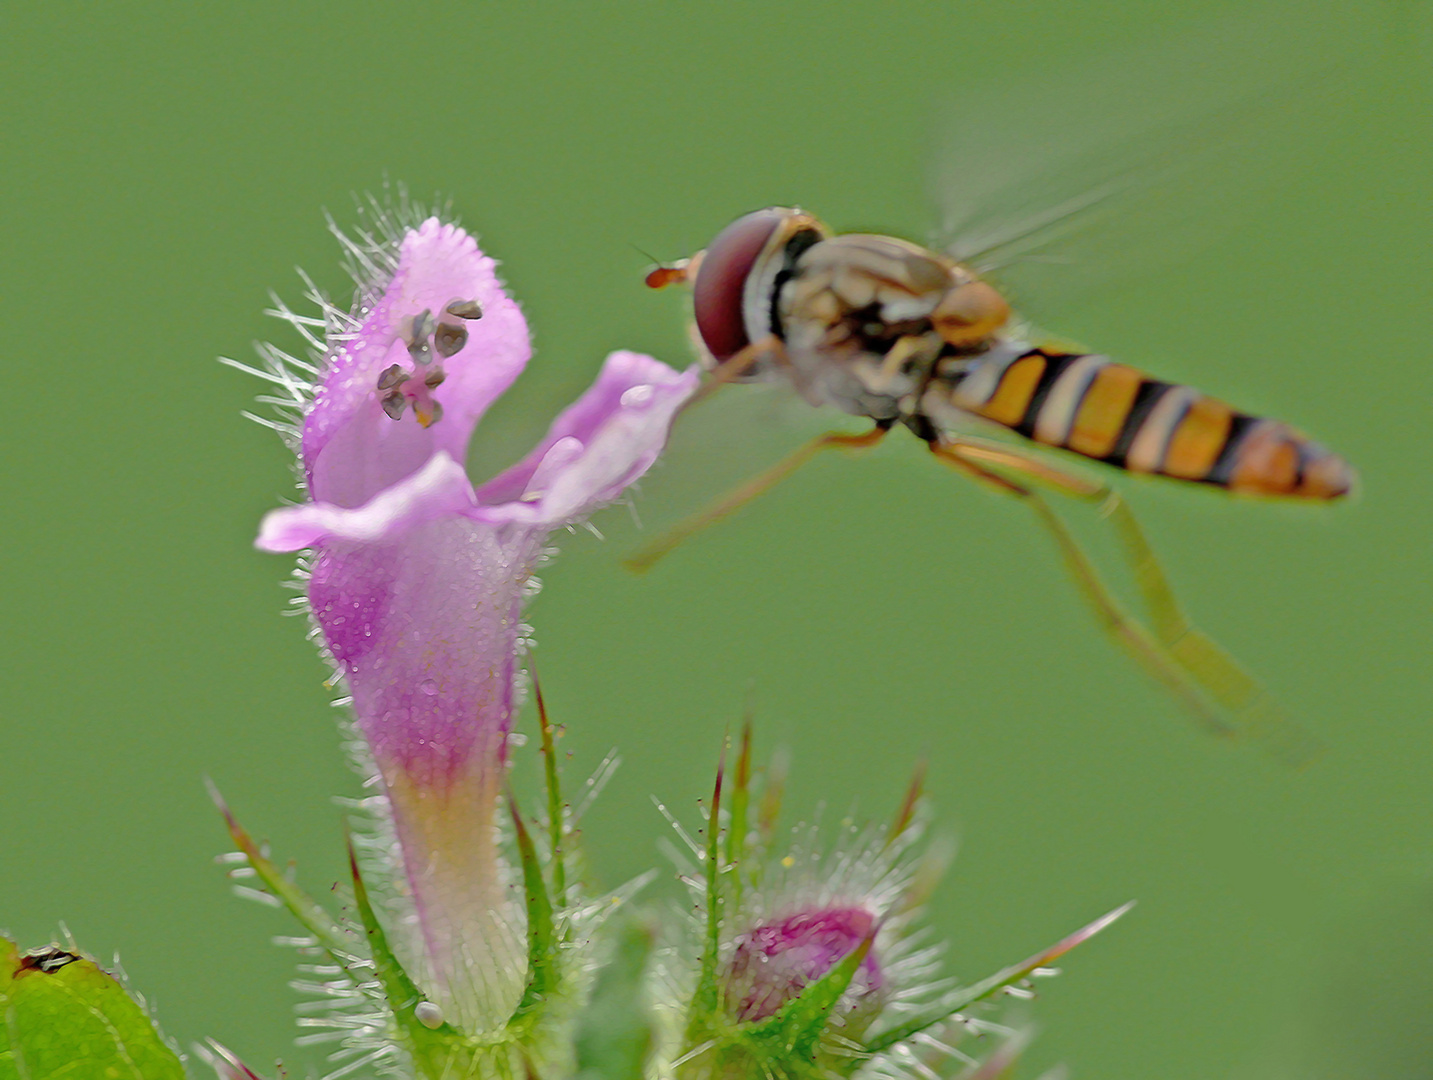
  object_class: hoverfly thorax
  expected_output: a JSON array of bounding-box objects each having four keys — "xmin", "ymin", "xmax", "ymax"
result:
[{"xmin": 776, "ymin": 232, "xmax": 1012, "ymax": 421}]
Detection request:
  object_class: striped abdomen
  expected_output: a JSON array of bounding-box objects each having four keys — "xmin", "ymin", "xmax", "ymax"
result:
[{"xmin": 931, "ymin": 343, "xmax": 1355, "ymax": 498}]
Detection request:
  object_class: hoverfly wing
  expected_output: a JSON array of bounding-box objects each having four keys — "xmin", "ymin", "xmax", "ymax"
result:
[
  {"xmin": 927, "ymin": 8, "xmax": 1371, "ymax": 330},
  {"xmin": 610, "ymin": 377, "xmax": 870, "ymax": 561}
]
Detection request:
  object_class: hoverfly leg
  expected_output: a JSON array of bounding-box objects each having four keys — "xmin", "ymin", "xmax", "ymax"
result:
[
  {"xmin": 930, "ymin": 437, "xmax": 1320, "ymax": 764},
  {"xmin": 929, "ymin": 438, "xmax": 1236, "ymax": 740},
  {"xmin": 681, "ymin": 335, "xmax": 787, "ymax": 414},
  {"xmin": 1099, "ymin": 493, "xmax": 1323, "ymax": 765},
  {"xmin": 625, "ymin": 424, "xmax": 890, "ymax": 573}
]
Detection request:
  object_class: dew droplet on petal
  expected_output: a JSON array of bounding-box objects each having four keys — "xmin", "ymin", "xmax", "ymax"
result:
[
  {"xmin": 415, "ymin": 1001, "xmax": 444, "ymax": 1029},
  {"xmin": 620, "ymin": 384, "xmax": 654, "ymax": 407},
  {"xmin": 419, "ymin": 678, "xmax": 438, "ymax": 696}
]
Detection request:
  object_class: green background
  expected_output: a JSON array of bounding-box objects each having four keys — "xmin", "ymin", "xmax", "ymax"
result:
[{"xmin": 3, "ymin": 2, "xmax": 1429, "ymax": 1077}]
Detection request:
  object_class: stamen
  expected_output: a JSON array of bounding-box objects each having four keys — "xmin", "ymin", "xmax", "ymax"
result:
[
  {"xmin": 405, "ymin": 308, "xmax": 435, "ymax": 364},
  {"xmin": 376, "ymin": 364, "xmax": 409, "ymax": 391},
  {"xmin": 433, "ymin": 321, "xmax": 467, "ymax": 358},
  {"xmin": 445, "ymin": 299, "xmax": 483, "ymax": 320},
  {"xmin": 379, "ymin": 307, "xmax": 455, "ymax": 425},
  {"xmin": 380, "ymin": 392, "xmax": 407, "ymax": 420}
]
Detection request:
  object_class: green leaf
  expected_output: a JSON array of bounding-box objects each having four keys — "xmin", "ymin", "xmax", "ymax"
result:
[
  {"xmin": 574, "ymin": 917, "xmax": 656, "ymax": 1080},
  {"xmin": 863, "ymin": 901, "xmax": 1133, "ymax": 1054},
  {"xmin": 743, "ymin": 932, "xmax": 873, "ymax": 1060},
  {"xmin": 0, "ymin": 938, "xmax": 185, "ymax": 1080}
]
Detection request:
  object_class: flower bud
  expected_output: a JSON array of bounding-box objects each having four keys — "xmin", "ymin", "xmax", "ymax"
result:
[{"xmin": 724, "ymin": 906, "xmax": 885, "ymax": 1029}]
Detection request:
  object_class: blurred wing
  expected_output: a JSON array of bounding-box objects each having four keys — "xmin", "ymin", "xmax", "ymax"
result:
[
  {"xmin": 612, "ymin": 377, "xmax": 872, "ymax": 554},
  {"xmin": 927, "ymin": 5, "xmax": 1374, "ymax": 329}
]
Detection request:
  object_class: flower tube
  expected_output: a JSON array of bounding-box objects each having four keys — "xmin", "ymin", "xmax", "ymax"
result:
[{"xmin": 253, "ymin": 213, "xmax": 698, "ymax": 1030}]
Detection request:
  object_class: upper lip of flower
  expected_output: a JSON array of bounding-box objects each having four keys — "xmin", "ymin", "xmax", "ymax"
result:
[{"xmin": 251, "ymin": 214, "xmax": 701, "ymax": 551}]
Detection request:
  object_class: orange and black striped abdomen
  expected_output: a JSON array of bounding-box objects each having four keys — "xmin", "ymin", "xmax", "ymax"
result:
[{"xmin": 936, "ymin": 345, "xmax": 1355, "ymax": 498}]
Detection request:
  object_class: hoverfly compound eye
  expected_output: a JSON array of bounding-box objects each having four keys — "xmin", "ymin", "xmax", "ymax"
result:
[{"xmin": 692, "ymin": 207, "xmax": 829, "ymax": 366}]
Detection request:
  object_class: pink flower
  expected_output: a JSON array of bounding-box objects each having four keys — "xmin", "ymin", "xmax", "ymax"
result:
[
  {"xmin": 724, "ymin": 906, "xmax": 885, "ymax": 1026},
  {"xmin": 252, "ymin": 214, "xmax": 697, "ymax": 1029}
]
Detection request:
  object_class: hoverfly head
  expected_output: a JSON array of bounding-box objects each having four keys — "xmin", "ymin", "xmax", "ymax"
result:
[{"xmin": 685, "ymin": 207, "xmax": 830, "ymax": 376}]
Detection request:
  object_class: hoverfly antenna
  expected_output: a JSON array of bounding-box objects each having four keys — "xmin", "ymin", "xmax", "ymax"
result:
[
  {"xmin": 632, "ymin": 243, "xmax": 693, "ymax": 290},
  {"xmin": 644, "ymin": 258, "xmax": 692, "ymax": 290}
]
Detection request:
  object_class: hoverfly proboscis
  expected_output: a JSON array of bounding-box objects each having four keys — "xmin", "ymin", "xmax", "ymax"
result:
[{"xmin": 638, "ymin": 207, "xmax": 1356, "ymax": 763}]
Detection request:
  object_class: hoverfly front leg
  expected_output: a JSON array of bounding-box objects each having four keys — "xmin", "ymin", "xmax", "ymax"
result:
[
  {"xmin": 682, "ymin": 334, "xmax": 787, "ymax": 414},
  {"xmin": 928, "ymin": 436, "xmax": 1320, "ymax": 764},
  {"xmin": 625, "ymin": 423, "xmax": 891, "ymax": 573}
]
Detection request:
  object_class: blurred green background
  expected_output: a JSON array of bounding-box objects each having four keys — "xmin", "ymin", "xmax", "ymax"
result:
[{"xmin": 3, "ymin": 2, "xmax": 1429, "ymax": 1077}]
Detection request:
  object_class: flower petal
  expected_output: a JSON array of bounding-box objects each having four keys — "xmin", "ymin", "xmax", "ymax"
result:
[
  {"xmin": 303, "ymin": 218, "xmax": 530, "ymax": 509},
  {"xmin": 255, "ymin": 452, "xmax": 475, "ymax": 552},
  {"xmin": 471, "ymin": 350, "xmax": 699, "ymax": 526}
]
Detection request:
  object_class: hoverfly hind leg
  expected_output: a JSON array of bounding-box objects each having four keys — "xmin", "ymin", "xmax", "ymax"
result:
[
  {"xmin": 929, "ymin": 437, "xmax": 1234, "ymax": 739},
  {"xmin": 927, "ymin": 435, "xmax": 1321, "ymax": 764},
  {"xmin": 1099, "ymin": 492, "xmax": 1324, "ymax": 766}
]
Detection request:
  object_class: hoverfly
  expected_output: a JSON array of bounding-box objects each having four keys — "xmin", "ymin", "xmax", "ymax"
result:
[{"xmin": 638, "ymin": 207, "xmax": 1355, "ymax": 759}]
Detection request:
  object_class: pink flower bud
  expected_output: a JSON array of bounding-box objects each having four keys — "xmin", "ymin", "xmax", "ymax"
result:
[{"xmin": 724, "ymin": 906, "xmax": 885, "ymax": 1026}]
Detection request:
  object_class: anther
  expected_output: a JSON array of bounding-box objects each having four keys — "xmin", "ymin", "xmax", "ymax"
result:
[
  {"xmin": 376, "ymin": 364, "xmax": 409, "ymax": 391},
  {"xmin": 433, "ymin": 321, "xmax": 467, "ymax": 358},
  {"xmin": 408, "ymin": 309, "xmax": 435, "ymax": 342},
  {"xmin": 445, "ymin": 299, "xmax": 483, "ymax": 320},
  {"xmin": 423, "ymin": 368, "xmax": 446, "ymax": 389},
  {"xmin": 414, "ymin": 400, "xmax": 444, "ymax": 428},
  {"xmin": 380, "ymin": 392, "xmax": 407, "ymax": 420},
  {"xmin": 405, "ymin": 309, "xmax": 435, "ymax": 365}
]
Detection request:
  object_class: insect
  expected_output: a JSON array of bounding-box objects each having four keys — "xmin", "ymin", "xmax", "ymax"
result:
[{"xmin": 639, "ymin": 206, "xmax": 1355, "ymax": 758}]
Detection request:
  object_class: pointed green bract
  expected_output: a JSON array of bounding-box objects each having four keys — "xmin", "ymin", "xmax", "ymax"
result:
[
  {"xmin": 863, "ymin": 901, "xmax": 1134, "ymax": 1054},
  {"xmin": 508, "ymin": 793, "xmax": 559, "ymax": 1029},
  {"xmin": 685, "ymin": 747, "xmax": 727, "ymax": 1041},
  {"xmin": 574, "ymin": 918, "xmax": 656, "ymax": 1080},
  {"xmin": 208, "ymin": 781, "xmax": 350, "ymax": 956},
  {"xmin": 346, "ymin": 843, "xmax": 474, "ymax": 1078},
  {"xmin": 534, "ymin": 674, "xmax": 569, "ymax": 908},
  {"xmin": 0, "ymin": 937, "xmax": 185, "ymax": 1080}
]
